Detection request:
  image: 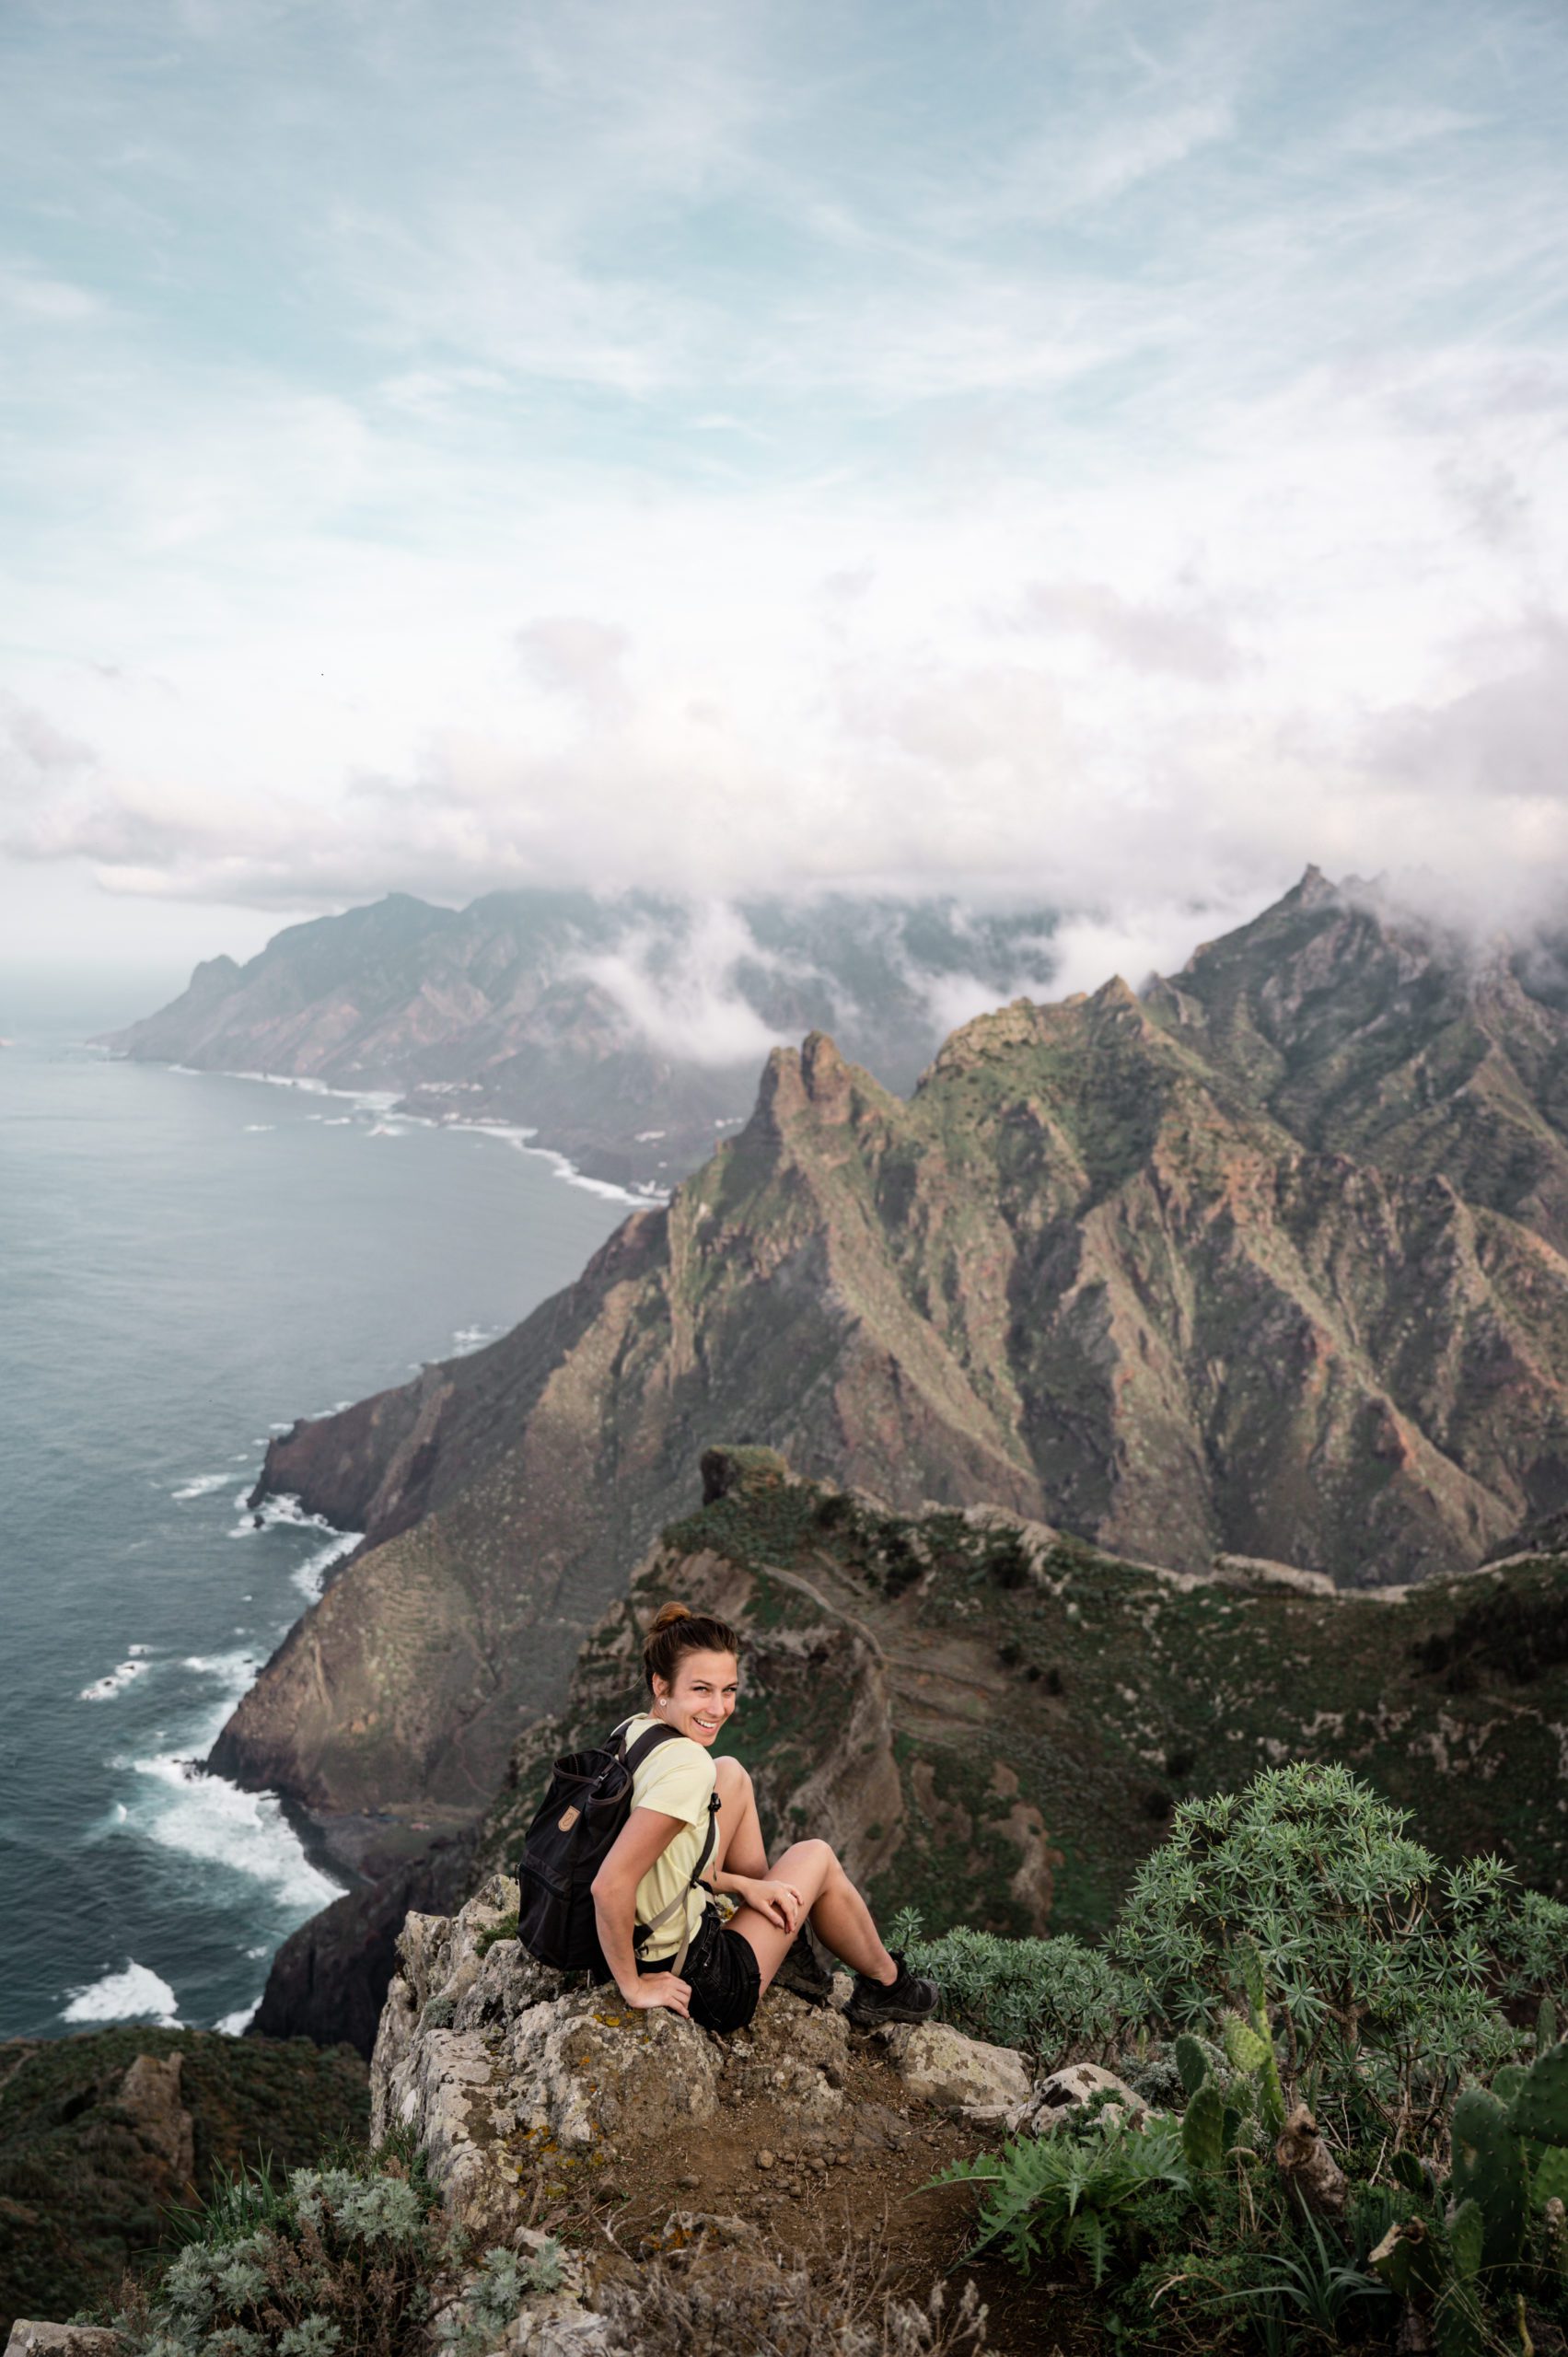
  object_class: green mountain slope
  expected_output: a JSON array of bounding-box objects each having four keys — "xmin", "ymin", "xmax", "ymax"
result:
[{"xmin": 475, "ymin": 1447, "xmax": 1568, "ymax": 1938}]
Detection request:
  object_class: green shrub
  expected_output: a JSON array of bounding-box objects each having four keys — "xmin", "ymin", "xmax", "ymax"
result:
[
  {"xmin": 888, "ymin": 1910, "xmax": 1133, "ymax": 2061},
  {"xmin": 473, "ymin": 1910, "xmax": 518, "ymax": 1958},
  {"xmin": 119, "ymin": 2148, "xmax": 450, "ymax": 2357},
  {"xmin": 932, "ymin": 1762, "xmax": 1568, "ymax": 2351},
  {"xmin": 1109, "ymin": 1760, "xmax": 1567, "ymax": 2139},
  {"xmin": 934, "ymin": 2110, "xmax": 1191, "ymax": 2283},
  {"xmin": 437, "ymin": 2240, "xmax": 563, "ymax": 2354}
]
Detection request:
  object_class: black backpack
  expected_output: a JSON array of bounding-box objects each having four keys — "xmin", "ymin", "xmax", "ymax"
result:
[{"xmin": 516, "ymin": 1719, "xmax": 719, "ymax": 1980}]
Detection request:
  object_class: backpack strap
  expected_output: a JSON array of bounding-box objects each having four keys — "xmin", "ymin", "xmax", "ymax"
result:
[
  {"xmin": 661, "ymin": 1794, "xmax": 721, "ymax": 1976},
  {"xmin": 619, "ymin": 1717, "xmax": 724, "ymax": 1974},
  {"xmin": 617, "ymin": 1719, "xmax": 686, "ymax": 1776}
]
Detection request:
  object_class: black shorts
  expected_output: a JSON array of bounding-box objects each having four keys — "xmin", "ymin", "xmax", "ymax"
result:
[{"xmin": 637, "ymin": 1903, "xmax": 761, "ymax": 2035}]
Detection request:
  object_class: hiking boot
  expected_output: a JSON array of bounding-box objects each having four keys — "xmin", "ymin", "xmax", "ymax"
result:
[
  {"xmin": 845, "ymin": 1953, "xmax": 940, "ymax": 2028},
  {"xmin": 773, "ymin": 1929, "xmax": 835, "ymax": 2008}
]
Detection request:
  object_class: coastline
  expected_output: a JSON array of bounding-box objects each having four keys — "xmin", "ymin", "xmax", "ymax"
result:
[{"xmin": 146, "ymin": 1058, "xmax": 669, "ymax": 1208}]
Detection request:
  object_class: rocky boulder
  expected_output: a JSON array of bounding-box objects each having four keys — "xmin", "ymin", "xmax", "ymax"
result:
[
  {"xmin": 368, "ymin": 1878, "xmax": 1036, "ymax": 2350},
  {"xmin": 3, "ymin": 2331, "xmax": 123, "ymax": 2357},
  {"xmin": 877, "ymin": 2024, "xmax": 1031, "ymax": 2124},
  {"xmin": 1015, "ymin": 2061, "xmax": 1147, "ymax": 2136}
]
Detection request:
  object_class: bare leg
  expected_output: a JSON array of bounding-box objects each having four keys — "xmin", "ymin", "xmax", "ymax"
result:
[
  {"xmin": 727, "ymin": 1838, "xmax": 897, "ymax": 1994},
  {"xmin": 708, "ymin": 1757, "xmax": 770, "ymax": 1883}
]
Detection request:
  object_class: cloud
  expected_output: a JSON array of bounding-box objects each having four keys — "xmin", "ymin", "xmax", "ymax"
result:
[
  {"xmin": 1047, "ymin": 901, "xmax": 1263, "ymax": 998},
  {"xmin": 1006, "ymin": 581, "xmax": 1249, "ymax": 681},
  {"xmin": 0, "ymin": 262, "xmax": 104, "ymax": 323},
  {"xmin": 515, "ymin": 617, "xmax": 633, "ymax": 718},
  {"xmin": 5, "ymin": 0, "xmax": 1568, "ymax": 968},
  {"xmin": 569, "ymin": 902, "xmax": 793, "ymax": 1067},
  {"xmin": 1372, "ymin": 617, "xmax": 1568, "ymax": 805}
]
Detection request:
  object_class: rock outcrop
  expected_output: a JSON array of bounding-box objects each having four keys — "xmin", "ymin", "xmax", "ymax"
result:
[
  {"xmin": 365, "ymin": 1876, "xmax": 1044, "ymax": 2351},
  {"xmin": 3, "ymin": 2328, "xmax": 123, "ymax": 2357}
]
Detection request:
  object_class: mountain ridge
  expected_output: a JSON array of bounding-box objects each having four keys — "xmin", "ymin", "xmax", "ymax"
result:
[
  {"xmin": 102, "ymin": 888, "xmax": 1063, "ymax": 1186},
  {"xmin": 208, "ymin": 871, "xmax": 1568, "ymax": 1845}
]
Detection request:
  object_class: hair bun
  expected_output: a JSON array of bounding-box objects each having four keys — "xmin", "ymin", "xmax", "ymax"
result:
[{"xmin": 649, "ymin": 1600, "xmax": 692, "ymax": 1631}]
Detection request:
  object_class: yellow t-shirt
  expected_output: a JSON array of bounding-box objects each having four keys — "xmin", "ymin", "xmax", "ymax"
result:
[{"xmin": 623, "ymin": 1714, "xmax": 716, "ymax": 1964}]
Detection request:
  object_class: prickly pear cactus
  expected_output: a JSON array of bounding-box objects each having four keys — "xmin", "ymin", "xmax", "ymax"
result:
[
  {"xmin": 1508, "ymin": 2038, "xmax": 1568, "ymax": 2145},
  {"xmin": 1181, "ymin": 2079, "xmax": 1226, "ymax": 2173},
  {"xmin": 1450, "ymin": 2086, "xmax": 1527, "ymax": 2270},
  {"xmin": 1222, "ymin": 2014, "xmax": 1270, "ymax": 2077},
  {"xmin": 1173, "ymin": 2033, "xmax": 1209, "ymax": 2098},
  {"xmin": 1230, "ymin": 1939, "xmax": 1286, "ymax": 2131},
  {"xmin": 1433, "ymin": 2282, "xmax": 1486, "ymax": 2357},
  {"xmin": 1447, "ymin": 2198, "xmax": 1484, "ymax": 2283}
]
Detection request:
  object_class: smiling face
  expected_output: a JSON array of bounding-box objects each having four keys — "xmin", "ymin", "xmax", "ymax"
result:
[{"xmin": 651, "ymin": 1646, "xmax": 739, "ymax": 1747}]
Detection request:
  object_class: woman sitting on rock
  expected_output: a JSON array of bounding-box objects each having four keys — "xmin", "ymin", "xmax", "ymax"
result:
[{"xmin": 592, "ymin": 1600, "xmax": 940, "ymax": 2038}]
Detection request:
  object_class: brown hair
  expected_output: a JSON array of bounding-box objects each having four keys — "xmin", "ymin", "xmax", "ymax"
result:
[{"xmin": 643, "ymin": 1599, "xmax": 741, "ymax": 1692}]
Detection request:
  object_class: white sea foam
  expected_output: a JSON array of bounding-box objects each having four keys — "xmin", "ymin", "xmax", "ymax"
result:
[
  {"xmin": 180, "ymin": 1647, "xmax": 260, "ymax": 1688},
  {"xmin": 452, "ymin": 1325, "xmax": 497, "ymax": 1353},
  {"xmin": 169, "ymin": 1064, "xmax": 660, "ymax": 1203},
  {"xmin": 215, "ymin": 2001, "xmax": 259, "ymax": 2036},
  {"xmin": 242, "ymin": 1122, "xmax": 274, "ymax": 1132},
  {"xmin": 292, "ymin": 1528, "xmax": 362, "ymax": 1602},
  {"xmin": 131, "ymin": 1749, "xmax": 343, "ymax": 1910},
  {"xmin": 81, "ymin": 1656, "xmax": 152, "ymax": 1701},
  {"xmin": 63, "ymin": 1960, "xmax": 180, "ymax": 2026},
  {"xmin": 499, "ymin": 1132, "xmax": 652, "ymax": 1205},
  {"xmin": 172, "ymin": 1471, "xmax": 231, "ymax": 1501},
  {"xmin": 229, "ymin": 1490, "xmax": 338, "ymax": 1541}
]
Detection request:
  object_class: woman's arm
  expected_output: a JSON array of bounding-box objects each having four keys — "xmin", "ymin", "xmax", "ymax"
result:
[{"xmin": 591, "ymin": 1805, "xmax": 694, "ymax": 2014}]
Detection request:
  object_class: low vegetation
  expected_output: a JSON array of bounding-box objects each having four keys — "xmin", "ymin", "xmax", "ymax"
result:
[
  {"xmin": 929, "ymin": 1763, "xmax": 1568, "ymax": 2354},
  {"xmin": 0, "ymin": 2027, "xmax": 366, "ymax": 2337},
  {"xmin": 112, "ymin": 2134, "xmax": 563, "ymax": 2357}
]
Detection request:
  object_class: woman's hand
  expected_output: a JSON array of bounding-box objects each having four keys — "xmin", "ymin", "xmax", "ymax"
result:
[
  {"xmin": 620, "ymin": 1970, "xmax": 691, "ymax": 2017},
  {"xmin": 734, "ymin": 1875, "xmax": 805, "ymax": 1933}
]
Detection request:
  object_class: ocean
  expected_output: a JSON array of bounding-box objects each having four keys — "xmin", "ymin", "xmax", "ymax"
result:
[{"xmin": 0, "ymin": 974, "xmax": 629, "ymax": 2040}]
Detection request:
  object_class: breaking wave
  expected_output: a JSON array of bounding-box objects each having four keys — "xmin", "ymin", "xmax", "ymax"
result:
[{"xmin": 63, "ymin": 1959, "xmax": 180, "ymax": 2026}]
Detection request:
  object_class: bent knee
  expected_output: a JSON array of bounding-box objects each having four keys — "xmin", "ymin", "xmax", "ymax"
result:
[
  {"xmin": 784, "ymin": 1837, "xmax": 839, "ymax": 1878},
  {"xmin": 713, "ymin": 1756, "xmax": 754, "ymax": 1805}
]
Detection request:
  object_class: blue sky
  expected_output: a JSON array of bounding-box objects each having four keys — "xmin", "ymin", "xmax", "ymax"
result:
[{"xmin": 2, "ymin": 0, "xmax": 1566, "ymax": 977}]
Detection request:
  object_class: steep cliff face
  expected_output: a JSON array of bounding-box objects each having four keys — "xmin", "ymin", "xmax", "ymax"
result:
[
  {"xmin": 102, "ymin": 888, "xmax": 1060, "ymax": 1186},
  {"xmin": 211, "ymin": 874, "xmax": 1568, "ymax": 1824}
]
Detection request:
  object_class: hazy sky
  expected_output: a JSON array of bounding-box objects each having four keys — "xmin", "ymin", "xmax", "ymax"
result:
[{"xmin": 2, "ymin": 0, "xmax": 1566, "ymax": 977}]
